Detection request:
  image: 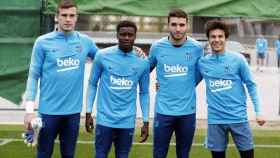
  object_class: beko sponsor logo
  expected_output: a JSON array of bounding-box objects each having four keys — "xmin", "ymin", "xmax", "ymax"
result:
[
  {"xmin": 163, "ymin": 64, "xmax": 188, "ymax": 77},
  {"xmin": 209, "ymin": 79, "xmax": 233, "ymax": 92},
  {"xmin": 110, "ymin": 76, "xmax": 133, "ymax": 90},
  {"xmin": 57, "ymin": 57, "xmax": 80, "ymax": 72}
]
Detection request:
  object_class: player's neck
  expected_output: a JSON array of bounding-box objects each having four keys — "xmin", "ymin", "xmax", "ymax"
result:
[
  {"xmin": 57, "ymin": 28, "xmax": 74, "ymax": 36},
  {"xmin": 168, "ymin": 36, "xmax": 187, "ymax": 47}
]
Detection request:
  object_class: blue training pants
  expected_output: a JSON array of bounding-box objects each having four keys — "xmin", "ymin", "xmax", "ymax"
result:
[
  {"xmin": 95, "ymin": 124, "xmax": 134, "ymax": 158},
  {"xmin": 153, "ymin": 113, "xmax": 196, "ymax": 158},
  {"xmin": 37, "ymin": 113, "xmax": 80, "ymax": 158}
]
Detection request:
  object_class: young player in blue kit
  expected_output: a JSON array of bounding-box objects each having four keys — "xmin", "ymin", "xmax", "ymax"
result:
[
  {"xmin": 274, "ymin": 35, "xmax": 280, "ymax": 68},
  {"xmin": 86, "ymin": 20, "xmax": 150, "ymax": 158},
  {"xmin": 198, "ymin": 20, "xmax": 266, "ymax": 158},
  {"xmin": 255, "ymin": 35, "xmax": 268, "ymax": 71},
  {"xmin": 23, "ymin": 0, "xmax": 98, "ymax": 157},
  {"xmin": 149, "ymin": 9, "xmax": 203, "ymax": 158}
]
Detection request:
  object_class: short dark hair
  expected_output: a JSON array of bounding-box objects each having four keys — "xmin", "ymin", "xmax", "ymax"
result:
[
  {"xmin": 205, "ymin": 20, "xmax": 229, "ymax": 39},
  {"xmin": 56, "ymin": 0, "xmax": 77, "ymax": 14},
  {"xmin": 116, "ymin": 20, "xmax": 137, "ymax": 33},
  {"xmin": 168, "ymin": 8, "xmax": 188, "ymax": 23}
]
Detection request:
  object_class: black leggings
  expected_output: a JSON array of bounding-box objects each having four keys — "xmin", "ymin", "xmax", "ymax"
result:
[
  {"xmin": 211, "ymin": 151, "xmax": 225, "ymax": 158},
  {"xmin": 211, "ymin": 149, "xmax": 254, "ymax": 158}
]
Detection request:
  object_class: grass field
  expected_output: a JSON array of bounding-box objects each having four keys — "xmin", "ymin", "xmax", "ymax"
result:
[{"xmin": 0, "ymin": 125, "xmax": 280, "ymax": 158}]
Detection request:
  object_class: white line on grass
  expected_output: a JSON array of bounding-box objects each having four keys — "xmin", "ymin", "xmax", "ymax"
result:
[
  {"xmin": 0, "ymin": 139, "xmax": 13, "ymax": 146},
  {"xmin": 1, "ymin": 138, "xmax": 280, "ymax": 148}
]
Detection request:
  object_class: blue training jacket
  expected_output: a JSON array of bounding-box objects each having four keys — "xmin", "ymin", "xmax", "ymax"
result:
[
  {"xmin": 87, "ymin": 46, "xmax": 150, "ymax": 128},
  {"xmin": 149, "ymin": 37, "xmax": 203, "ymax": 116},
  {"xmin": 198, "ymin": 51, "xmax": 261, "ymax": 124},
  {"xmin": 274, "ymin": 40, "xmax": 280, "ymax": 56},
  {"xmin": 25, "ymin": 31, "xmax": 98, "ymax": 115},
  {"xmin": 256, "ymin": 38, "xmax": 268, "ymax": 54}
]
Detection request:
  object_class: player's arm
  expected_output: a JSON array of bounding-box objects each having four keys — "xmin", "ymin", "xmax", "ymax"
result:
[
  {"xmin": 265, "ymin": 39, "xmax": 268, "ymax": 52},
  {"xmin": 85, "ymin": 52, "xmax": 103, "ymax": 133},
  {"xmin": 24, "ymin": 39, "xmax": 44, "ymax": 130},
  {"xmin": 196, "ymin": 57, "xmax": 204, "ymax": 86},
  {"xmin": 138, "ymin": 62, "xmax": 150, "ymax": 143},
  {"xmin": 256, "ymin": 39, "xmax": 260, "ymax": 50},
  {"xmin": 148, "ymin": 44, "xmax": 157, "ymax": 72},
  {"xmin": 86, "ymin": 39, "xmax": 99, "ymax": 62},
  {"xmin": 195, "ymin": 63, "xmax": 203, "ymax": 86},
  {"xmin": 239, "ymin": 57, "xmax": 265, "ymax": 126},
  {"xmin": 195, "ymin": 47, "xmax": 204, "ymax": 86}
]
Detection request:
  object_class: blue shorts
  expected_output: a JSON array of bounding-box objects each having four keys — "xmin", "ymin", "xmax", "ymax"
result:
[
  {"xmin": 95, "ymin": 124, "xmax": 134, "ymax": 158},
  {"xmin": 37, "ymin": 113, "xmax": 80, "ymax": 158},
  {"xmin": 206, "ymin": 122, "xmax": 254, "ymax": 151},
  {"xmin": 257, "ymin": 53, "xmax": 265, "ymax": 59}
]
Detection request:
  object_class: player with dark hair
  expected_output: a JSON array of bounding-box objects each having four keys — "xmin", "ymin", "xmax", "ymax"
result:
[
  {"xmin": 149, "ymin": 8, "xmax": 203, "ymax": 158},
  {"xmin": 255, "ymin": 35, "xmax": 268, "ymax": 72},
  {"xmin": 86, "ymin": 20, "xmax": 150, "ymax": 158},
  {"xmin": 199, "ymin": 20, "xmax": 265, "ymax": 158}
]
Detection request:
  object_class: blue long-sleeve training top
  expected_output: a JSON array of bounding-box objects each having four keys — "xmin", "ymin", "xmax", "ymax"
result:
[
  {"xmin": 87, "ymin": 46, "xmax": 150, "ymax": 128},
  {"xmin": 25, "ymin": 31, "xmax": 98, "ymax": 115},
  {"xmin": 198, "ymin": 51, "xmax": 262, "ymax": 124},
  {"xmin": 256, "ymin": 38, "xmax": 268, "ymax": 54},
  {"xmin": 274, "ymin": 40, "xmax": 280, "ymax": 56},
  {"xmin": 149, "ymin": 37, "xmax": 203, "ymax": 116}
]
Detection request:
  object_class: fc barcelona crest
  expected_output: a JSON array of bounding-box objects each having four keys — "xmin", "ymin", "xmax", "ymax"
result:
[
  {"xmin": 74, "ymin": 44, "xmax": 83, "ymax": 53},
  {"xmin": 224, "ymin": 65, "xmax": 231, "ymax": 73},
  {"xmin": 185, "ymin": 52, "xmax": 192, "ymax": 61}
]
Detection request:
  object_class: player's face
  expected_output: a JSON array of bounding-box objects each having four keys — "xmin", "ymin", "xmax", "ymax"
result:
[
  {"xmin": 56, "ymin": 7, "xmax": 77, "ymax": 32},
  {"xmin": 117, "ymin": 27, "xmax": 136, "ymax": 52},
  {"xmin": 208, "ymin": 29, "xmax": 226, "ymax": 53},
  {"xmin": 168, "ymin": 17, "xmax": 188, "ymax": 41}
]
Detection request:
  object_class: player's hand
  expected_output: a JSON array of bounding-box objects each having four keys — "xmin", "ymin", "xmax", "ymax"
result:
[
  {"xmin": 24, "ymin": 113, "xmax": 35, "ymax": 130},
  {"xmin": 23, "ymin": 100, "xmax": 36, "ymax": 130},
  {"xmin": 256, "ymin": 115, "xmax": 265, "ymax": 126},
  {"xmin": 85, "ymin": 113, "xmax": 94, "ymax": 133},
  {"xmin": 22, "ymin": 117, "xmax": 42, "ymax": 147},
  {"xmin": 134, "ymin": 46, "xmax": 147, "ymax": 59},
  {"xmin": 139, "ymin": 122, "xmax": 149, "ymax": 143}
]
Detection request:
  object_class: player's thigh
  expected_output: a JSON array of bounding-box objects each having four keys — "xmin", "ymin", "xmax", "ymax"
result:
[
  {"xmin": 153, "ymin": 113, "xmax": 174, "ymax": 144},
  {"xmin": 95, "ymin": 124, "xmax": 114, "ymax": 153},
  {"xmin": 59, "ymin": 113, "xmax": 80, "ymax": 155},
  {"xmin": 206, "ymin": 124, "xmax": 229, "ymax": 152},
  {"xmin": 114, "ymin": 128, "xmax": 134, "ymax": 157},
  {"xmin": 230, "ymin": 122, "xmax": 254, "ymax": 151}
]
